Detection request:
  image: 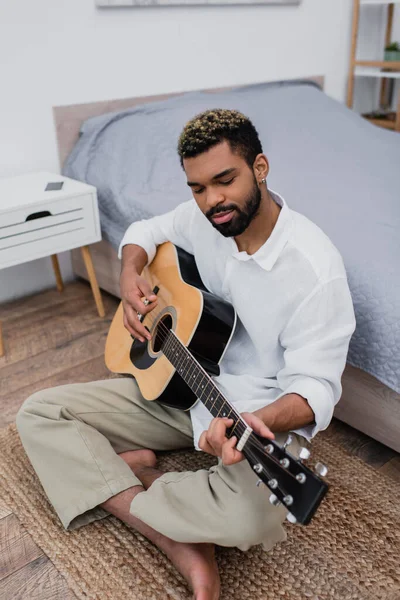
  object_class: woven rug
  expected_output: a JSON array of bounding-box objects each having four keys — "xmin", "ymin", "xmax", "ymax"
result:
[{"xmin": 0, "ymin": 424, "xmax": 399, "ymax": 600}]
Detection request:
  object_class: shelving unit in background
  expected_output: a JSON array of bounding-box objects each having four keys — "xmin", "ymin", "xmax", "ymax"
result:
[{"xmin": 347, "ymin": 0, "xmax": 400, "ymax": 132}]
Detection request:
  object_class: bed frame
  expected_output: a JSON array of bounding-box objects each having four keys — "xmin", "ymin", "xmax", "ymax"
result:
[{"xmin": 53, "ymin": 77, "xmax": 400, "ymax": 453}]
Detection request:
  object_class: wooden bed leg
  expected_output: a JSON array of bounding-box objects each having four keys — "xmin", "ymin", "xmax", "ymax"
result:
[
  {"xmin": 51, "ymin": 255, "xmax": 64, "ymax": 292},
  {"xmin": 80, "ymin": 245, "xmax": 105, "ymax": 318},
  {"xmin": 0, "ymin": 321, "xmax": 4, "ymax": 357}
]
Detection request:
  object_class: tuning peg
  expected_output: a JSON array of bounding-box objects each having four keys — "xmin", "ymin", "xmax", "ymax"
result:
[
  {"xmin": 253, "ymin": 463, "xmax": 263, "ymax": 474},
  {"xmin": 286, "ymin": 512, "xmax": 297, "ymax": 524},
  {"xmin": 283, "ymin": 434, "xmax": 293, "ymax": 449},
  {"xmin": 299, "ymin": 447, "xmax": 311, "ymax": 461},
  {"xmin": 256, "ymin": 479, "xmax": 263, "ymax": 487},
  {"xmin": 269, "ymin": 494, "xmax": 281, "ymax": 507},
  {"xmin": 315, "ymin": 462, "xmax": 328, "ymax": 477}
]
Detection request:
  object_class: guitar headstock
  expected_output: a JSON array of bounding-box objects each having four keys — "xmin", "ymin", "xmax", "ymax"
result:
[{"xmin": 244, "ymin": 434, "xmax": 328, "ymax": 525}]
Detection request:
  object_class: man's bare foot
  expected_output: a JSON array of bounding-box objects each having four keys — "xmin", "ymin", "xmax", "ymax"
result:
[{"xmin": 163, "ymin": 539, "xmax": 220, "ymax": 600}]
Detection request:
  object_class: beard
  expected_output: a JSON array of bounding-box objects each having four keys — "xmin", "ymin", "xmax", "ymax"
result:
[{"xmin": 206, "ymin": 178, "xmax": 262, "ymax": 237}]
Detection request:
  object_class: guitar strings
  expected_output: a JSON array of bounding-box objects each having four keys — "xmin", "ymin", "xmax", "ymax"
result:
[{"xmin": 132, "ymin": 307, "xmax": 299, "ymax": 484}]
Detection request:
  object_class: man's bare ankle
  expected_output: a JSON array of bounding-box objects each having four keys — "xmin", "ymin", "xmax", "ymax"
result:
[
  {"xmin": 100, "ymin": 484, "xmax": 143, "ymax": 512},
  {"xmin": 135, "ymin": 465, "xmax": 164, "ymax": 489}
]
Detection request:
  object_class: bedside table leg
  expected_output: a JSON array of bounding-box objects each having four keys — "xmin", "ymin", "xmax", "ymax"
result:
[
  {"xmin": 0, "ymin": 322, "xmax": 4, "ymax": 357},
  {"xmin": 51, "ymin": 255, "xmax": 64, "ymax": 292},
  {"xmin": 80, "ymin": 245, "xmax": 105, "ymax": 318}
]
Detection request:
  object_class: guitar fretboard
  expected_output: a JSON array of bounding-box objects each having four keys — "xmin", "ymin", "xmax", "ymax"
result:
[{"xmin": 160, "ymin": 326, "xmax": 247, "ymax": 439}]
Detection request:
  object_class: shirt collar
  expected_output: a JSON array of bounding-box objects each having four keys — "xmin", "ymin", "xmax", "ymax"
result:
[{"xmin": 230, "ymin": 189, "xmax": 293, "ymax": 272}]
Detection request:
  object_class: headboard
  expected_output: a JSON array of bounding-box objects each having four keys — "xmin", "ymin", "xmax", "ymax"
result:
[{"xmin": 53, "ymin": 76, "xmax": 324, "ymax": 169}]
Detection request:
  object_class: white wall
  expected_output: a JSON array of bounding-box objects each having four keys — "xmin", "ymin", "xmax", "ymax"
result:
[{"xmin": 0, "ymin": 0, "xmax": 396, "ymax": 303}]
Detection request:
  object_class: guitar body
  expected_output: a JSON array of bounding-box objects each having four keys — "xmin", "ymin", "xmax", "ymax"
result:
[{"xmin": 105, "ymin": 242, "xmax": 236, "ymax": 410}]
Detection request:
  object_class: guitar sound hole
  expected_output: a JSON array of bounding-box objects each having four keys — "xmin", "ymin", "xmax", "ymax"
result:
[{"xmin": 152, "ymin": 314, "xmax": 173, "ymax": 353}]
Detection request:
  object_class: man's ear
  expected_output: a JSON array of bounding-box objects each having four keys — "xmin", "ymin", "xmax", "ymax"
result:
[{"xmin": 253, "ymin": 154, "xmax": 269, "ymax": 183}]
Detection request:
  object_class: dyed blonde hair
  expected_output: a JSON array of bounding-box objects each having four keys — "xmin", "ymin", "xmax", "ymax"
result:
[{"xmin": 178, "ymin": 108, "xmax": 263, "ymax": 168}]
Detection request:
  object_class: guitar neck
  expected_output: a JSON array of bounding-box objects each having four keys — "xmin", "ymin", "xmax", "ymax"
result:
[{"xmin": 161, "ymin": 328, "xmax": 244, "ymax": 430}]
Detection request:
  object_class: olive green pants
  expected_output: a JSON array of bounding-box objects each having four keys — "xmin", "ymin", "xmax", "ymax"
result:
[{"xmin": 16, "ymin": 377, "xmax": 304, "ymax": 551}]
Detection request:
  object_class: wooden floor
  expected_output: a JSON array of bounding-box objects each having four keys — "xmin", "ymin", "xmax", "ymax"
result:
[{"xmin": 0, "ymin": 280, "xmax": 399, "ymax": 599}]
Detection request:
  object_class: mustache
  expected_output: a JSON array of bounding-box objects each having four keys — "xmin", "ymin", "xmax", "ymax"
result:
[{"xmin": 206, "ymin": 204, "xmax": 238, "ymax": 219}]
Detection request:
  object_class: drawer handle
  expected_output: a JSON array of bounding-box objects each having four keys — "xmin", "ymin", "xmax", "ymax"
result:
[{"xmin": 25, "ymin": 210, "xmax": 52, "ymax": 221}]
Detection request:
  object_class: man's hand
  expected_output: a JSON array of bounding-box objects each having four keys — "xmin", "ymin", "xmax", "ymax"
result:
[
  {"xmin": 198, "ymin": 412, "xmax": 274, "ymax": 466},
  {"xmin": 120, "ymin": 268, "xmax": 157, "ymax": 342}
]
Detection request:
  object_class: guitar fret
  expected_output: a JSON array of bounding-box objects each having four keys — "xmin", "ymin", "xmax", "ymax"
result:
[
  {"xmin": 229, "ymin": 419, "xmax": 242, "ymax": 437},
  {"xmin": 185, "ymin": 358, "xmax": 196, "ymax": 385},
  {"xmin": 195, "ymin": 376, "xmax": 211, "ymax": 404}
]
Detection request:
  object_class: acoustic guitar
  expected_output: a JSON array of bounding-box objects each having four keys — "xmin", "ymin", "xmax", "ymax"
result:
[{"xmin": 105, "ymin": 242, "xmax": 328, "ymax": 525}]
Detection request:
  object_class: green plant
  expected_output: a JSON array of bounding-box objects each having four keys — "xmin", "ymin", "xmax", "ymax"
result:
[{"xmin": 385, "ymin": 42, "xmax": 400, "ymax": 51}]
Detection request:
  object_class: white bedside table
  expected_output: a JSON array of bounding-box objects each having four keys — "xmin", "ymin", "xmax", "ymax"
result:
[{"xmin": 0, "ymin": 171, "xmax": 105, "ymax": 357}]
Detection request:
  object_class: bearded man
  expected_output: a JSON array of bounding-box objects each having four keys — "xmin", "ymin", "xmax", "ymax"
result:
[{"xmin": 17, "ymin": 109, "xmax": 356, "ymax": 600}]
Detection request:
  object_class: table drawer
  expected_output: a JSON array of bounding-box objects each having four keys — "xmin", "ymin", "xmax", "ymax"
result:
[
  {"xmin": 0, "ymin": 193, "xmax": 93, "ymax": 230},
  {"xmin": 0, "ymin": 193, "xmax": 99, "ymax": 268}
]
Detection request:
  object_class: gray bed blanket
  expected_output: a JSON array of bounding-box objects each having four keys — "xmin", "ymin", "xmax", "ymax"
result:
[{"xmin": 63, "ymin": 81, "xmax": 400, "ymax": 394}]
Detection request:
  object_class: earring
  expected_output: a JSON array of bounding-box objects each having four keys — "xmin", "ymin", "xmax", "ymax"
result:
[{"xmin": 260, "ymin": 178, "xmax": 266, "ymax": 184}]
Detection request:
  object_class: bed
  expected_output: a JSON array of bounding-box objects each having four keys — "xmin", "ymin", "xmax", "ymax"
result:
[{"xmin": 53, "ymin": 76, "xmax": 400, "ymax": 453}]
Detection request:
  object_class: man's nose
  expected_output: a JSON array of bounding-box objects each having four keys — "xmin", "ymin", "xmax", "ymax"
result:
[{"xmin": 205, "ymin": 188, "xmax": 225, "ymax": 210}]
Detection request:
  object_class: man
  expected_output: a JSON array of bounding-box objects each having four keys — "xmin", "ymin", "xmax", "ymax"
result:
[{"xmin": 17, "ymin": 109, "xmax": 356, "ymax": 600}]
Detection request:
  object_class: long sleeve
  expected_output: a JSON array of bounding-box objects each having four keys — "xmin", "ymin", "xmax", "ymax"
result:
[
  {"xmin": 276, "ymin": 276, "xmax": 356, "ymax": 440},
  {"xmin": 118, "ymin": 199, "xmax": 197, "ymax": 264}
]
